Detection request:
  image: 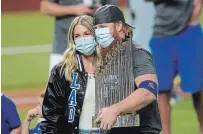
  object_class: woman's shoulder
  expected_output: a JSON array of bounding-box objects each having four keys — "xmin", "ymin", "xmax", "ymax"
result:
[
  {"xmin": 48, "ymin": 62, "xmax": 69, "ymax": 93},
  {"xmin": 50, "ymin": 62, "xmax": 66, "ymax": 79}
]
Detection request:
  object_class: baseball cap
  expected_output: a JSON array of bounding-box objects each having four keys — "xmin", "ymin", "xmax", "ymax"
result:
[{"xmin": 93, "ymin": 5, "xmax": 134, "ymax": 28}]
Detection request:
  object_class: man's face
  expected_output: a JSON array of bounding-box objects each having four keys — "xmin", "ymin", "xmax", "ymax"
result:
[
  {"xmin": 95, "ymin": 23, "xmax": 117, "ymax": 38},
  {"xmin": 95, "ymin": 22, "xmax": 123, "ymax": 56}
]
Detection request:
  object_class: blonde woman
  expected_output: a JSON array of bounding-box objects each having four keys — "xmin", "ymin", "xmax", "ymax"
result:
[{"xmin": 40, "ymin": 15, "xmax": 103, "ymax": 134}]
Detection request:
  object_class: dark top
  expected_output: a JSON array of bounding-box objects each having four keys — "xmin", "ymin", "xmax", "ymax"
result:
[
  {"xmin": 1, "ymin": 94, "xmax": 21, "ymax": 134},
  {"xmin": 152, "ymin": 0, "xmax": 194, "ymax": 37},
  {"xmin": 132, "ymin": 43, "xmax": 156, "ymax": 77}
]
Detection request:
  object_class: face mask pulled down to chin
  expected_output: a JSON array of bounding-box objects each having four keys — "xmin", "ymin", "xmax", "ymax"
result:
[
  {"xmin": 95, "ymin": 27, "xmax": 115, "ymax": 48},
  {"xmin": 75, "ymin": 36, "xmax": 97, "ymax": 56}
]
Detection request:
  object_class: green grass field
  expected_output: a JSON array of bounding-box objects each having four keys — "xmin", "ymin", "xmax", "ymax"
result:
[
  {"xmin": 2, "ymin": 10, "xmax": 203, "ymax": 133},
  {"xmin": 2, "ymin": 13, "xmax": 53, "ymax": 90},
  {"xmin": 2, "ymin": 12, "xmax": 54, "ymax": 47}
]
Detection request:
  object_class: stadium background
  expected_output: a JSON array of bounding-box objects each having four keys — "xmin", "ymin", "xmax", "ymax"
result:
[{"xmin": 1, "ymin": 0, "xmax": 203, "ymax": 133}]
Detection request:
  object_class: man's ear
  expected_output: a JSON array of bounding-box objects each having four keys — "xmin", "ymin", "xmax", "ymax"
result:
[{"xmin": 115, "ymin": 21, "xmax": 123, "ymax": 32}]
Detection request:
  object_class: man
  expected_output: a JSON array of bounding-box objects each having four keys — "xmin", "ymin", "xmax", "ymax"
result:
[
  {"xmin": 21, "ymin": 90, "xmax": 46, "ymax": 134},
  {"xmin": 93, "ymin": 5, "xmax": 162, "ymax": 134},
  {"xmin": 1, "ymin": 94, "xmax": 22, "ymax": 134},
  {"xmin": 40, "ymin": 0, "xmax": 117, "ymax": 72},
  {"xmin": 146, "ymin": 0, "xmax": 203, "ymax": 134}
]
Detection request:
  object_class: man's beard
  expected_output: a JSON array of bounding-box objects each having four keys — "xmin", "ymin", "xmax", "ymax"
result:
[
  {"xmin": 100, "ymin": 39, "xmax": 117, "ymax": 57},
  {"xmin": 95, "ymin": 37, "xmax": 131, "ymax": 76}
]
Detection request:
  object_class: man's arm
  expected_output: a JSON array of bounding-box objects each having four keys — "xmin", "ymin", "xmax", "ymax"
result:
[
  {"xmin": 112, "ymin": 48, "xmax": 157, "ymax": 114},
  {"xmin": 112, "ymin": 74, "xmax": 157, "ymax": 115},
  {"xmin": 40, "ymin": 0, "xmax": 94, "ymax": 16}
]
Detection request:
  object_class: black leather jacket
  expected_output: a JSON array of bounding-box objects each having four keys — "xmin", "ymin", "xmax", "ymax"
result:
[{"xmin": 41, "ymin": 54, "xmax": 88, "ymax": 134}]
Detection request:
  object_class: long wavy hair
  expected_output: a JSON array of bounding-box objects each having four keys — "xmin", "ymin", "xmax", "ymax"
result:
[{"xmin": 61, "ymin": 15, "xmax": 102, "ymax": 81}]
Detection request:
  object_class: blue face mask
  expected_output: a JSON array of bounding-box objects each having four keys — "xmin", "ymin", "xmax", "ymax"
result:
[
  {"xmin": 95, "ymin": 28, "xmax": 115, "ymax": 48},
  {"xmin": 75, "ymin": 36, "xmax": 97, "ymax": 56}
]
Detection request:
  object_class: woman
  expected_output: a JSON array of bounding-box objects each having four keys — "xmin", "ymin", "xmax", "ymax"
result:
[{"xmin": 40, "ymin": 15, "xmax": 103, "ymax": 134}]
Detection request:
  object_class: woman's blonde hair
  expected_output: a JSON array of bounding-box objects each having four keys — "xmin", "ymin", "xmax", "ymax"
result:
[{"xmin": 61, "ymin": 15, "xmax": 102, "ymax": 81}]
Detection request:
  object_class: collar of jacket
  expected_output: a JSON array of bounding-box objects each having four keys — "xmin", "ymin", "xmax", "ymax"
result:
[
  {"xmin": 76, "ymin": 54, "xmax": 85, "ymax": 72},
  {"xmin": 67, "ymin": 54, "xmax": 90, "ymax": 134}
]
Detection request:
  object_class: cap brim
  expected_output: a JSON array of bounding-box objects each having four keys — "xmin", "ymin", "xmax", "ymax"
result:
[{"xmin": 125, "ymin": 22, "xmax": 135, "ymax": 29}]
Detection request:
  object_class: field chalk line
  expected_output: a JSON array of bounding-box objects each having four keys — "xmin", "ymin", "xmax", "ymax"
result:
[{"xmin": 1, "ymin": 44, "xmax": 52, "ymax": 55}]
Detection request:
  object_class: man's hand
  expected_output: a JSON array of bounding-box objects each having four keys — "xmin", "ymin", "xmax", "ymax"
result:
[
  {"xmin": 73, "ymin": 4, "xmax": 94, "ymax": 16},
  {"xmin": 94, "ymin": 106, "xmax": 120, "ymax": 130},
  {"xmin": 25, "ymin": 106, "xmax": 40, "ymax": 122}
]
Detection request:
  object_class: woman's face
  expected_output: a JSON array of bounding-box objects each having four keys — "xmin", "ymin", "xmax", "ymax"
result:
[{"xmin": 73, "ymin": 24, "xmax": 93, "ymax": 40}]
